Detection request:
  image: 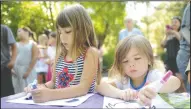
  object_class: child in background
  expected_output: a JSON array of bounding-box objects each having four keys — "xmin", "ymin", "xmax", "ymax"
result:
[
  {"xmin": 35, "ymin": 34, "xmax": 49, "ymax": 84},
  {"xmin": 25, "ymin": 4, "xmax": 101, "ymax": 103},
  {"xmin": 46, "ymin": 32, "xmax": 56, "ymax": 82},
  {"xmin": 97, "ymin": 35, "xmax": 180, "ymax": 106},
  {"xmin": 12, "ymin": 27, "xmax": 38, "ymax": 94}
]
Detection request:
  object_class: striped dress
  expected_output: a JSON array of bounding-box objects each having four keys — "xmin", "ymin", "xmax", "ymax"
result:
[{"xmin": 55, "ymin": 50, "xmax": 97, "ymax": 93}]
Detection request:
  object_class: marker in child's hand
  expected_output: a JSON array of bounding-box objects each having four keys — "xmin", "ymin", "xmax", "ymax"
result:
[
  {"xmin": 137, "ymin": 70, "xmax": 173, "ymax": 106},
  {"xmin": 147, "ymin": 70, "xmax": 173, "ymax": 92},
  {"xmin": 25, "ymin": 79, "xmax": 37, "ymax": 100}
]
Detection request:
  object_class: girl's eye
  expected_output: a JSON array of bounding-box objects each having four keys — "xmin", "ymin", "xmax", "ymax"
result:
[
  {"xmin": 65, "ymin": 31, "xmax": 71, "ymax": 33},
  {"xmin": 135, "ymin": 58, "xmax": 141, "ymax": 60},
  {"xmin": 123, "ymin": 60, "xmax": 128, "ymax": 63}
]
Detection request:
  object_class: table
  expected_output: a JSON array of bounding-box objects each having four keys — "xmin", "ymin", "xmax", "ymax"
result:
[
  {"xmin": 1, "ymin": 93, "xmax": 104, "ymax": 108},
  {"xmin": 159, "ymin": 93, "xmax": 190, "ymax": 109},
  {"xmin": 1, "ymin": 93, "xmax": 190, "ymax": 108}
]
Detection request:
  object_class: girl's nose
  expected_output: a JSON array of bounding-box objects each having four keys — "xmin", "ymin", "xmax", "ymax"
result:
[
  {"xmin": 130, "ymin": 64, "xmax": 134, "ymax": 68},
  {"xmin": 129, "ymin": 62, "xmax": 135, "ymax": 68}
]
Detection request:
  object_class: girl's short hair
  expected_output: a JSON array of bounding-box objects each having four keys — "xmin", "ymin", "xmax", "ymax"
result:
[{"xmin": 109, "ymin": 35, "xmax": 154, "ymax": 79}]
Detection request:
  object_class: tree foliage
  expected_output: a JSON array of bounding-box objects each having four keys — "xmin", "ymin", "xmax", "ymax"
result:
[{"xmin": 1, "ymin": 1, "xmax": 187, "ymax": 72}]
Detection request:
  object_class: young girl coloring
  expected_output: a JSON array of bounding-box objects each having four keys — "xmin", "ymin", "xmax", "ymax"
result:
[
  {"xmin": 25, "ymin": 4, "xmax": 101, "ymax": 103},
  {"xmin": 97, "ymin": 35, "xmax": 180, "ymax": 106}
]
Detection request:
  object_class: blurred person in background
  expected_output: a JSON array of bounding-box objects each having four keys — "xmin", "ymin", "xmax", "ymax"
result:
[
  {"xmin": 118, "ymin": 17, "xmax": 143, "ymax": 42},
  {"xmin": 46, "ymin": 32, "xmax": 56, "ymax": 82},
  {"xmin": 12, "ymin": 27, "xmax": 38, "ymax": 94},
  {"xmin": 1, "ymin": 24, "xmax": 17, "ymax": 97},
  {"xmin": 35, "ymin": 34, "xmax": 49, "ymax": 84},
  {"xmin": 176, "ymin": 2, "xmax": 190, "ymax": 92},
  {"xmin": 161, "ymin": 17, "xmax": 185, "ymax": 92}
]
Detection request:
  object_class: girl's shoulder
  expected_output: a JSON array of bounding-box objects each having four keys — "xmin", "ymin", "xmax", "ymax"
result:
[
  {"xmin": 84, "ymin": 47, "xmax": 99, "ymax": 58},
  {"xmin": 113, "ymin": 77, "xmax": 130, "ymax": 90},
  {"xmin": 81, "ymin": 47, "xmax": 99, "ymax": 64},
  {"xmin": 86, "ymin": 47, "xmax": 99, "ymax": 54}
]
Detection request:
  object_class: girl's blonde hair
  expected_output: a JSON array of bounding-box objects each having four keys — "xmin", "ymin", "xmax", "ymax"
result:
[
  {"xmin": 52, "ymin": 4, "xmax": 101, "ymax": 84},
  {"xmin": 38, "ymin": 34, "xmax": 48, "ymax": 46},
  {"xmin": 109, "ymin": 35, "xmax": 154, "ymax": 80}
]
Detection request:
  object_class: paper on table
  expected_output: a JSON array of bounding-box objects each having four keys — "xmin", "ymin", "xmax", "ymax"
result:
[
  {"xmin": 6, "ymin": 93, "xmax": 94, "ymax": 107},
  {"xmin": 103, "ymin": 94, "xmax": 174, "ymax": 108},
  {"xmin": 7, "ymin": 92, "xmax": 27, "ymax": 100}
]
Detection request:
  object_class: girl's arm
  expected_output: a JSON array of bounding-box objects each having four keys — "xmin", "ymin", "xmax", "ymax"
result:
[
  {"xmin": 172, "ymin": 30, "xmax": 181, "ymax": 40},
  {"xmin": 159, "ymin": 76, "xmax": 181, "ymax": 93},
  {"xmin": 161, "ymin": 34, "xmax": 168, "ymax": 48},
  {"xmin": 43, "ymin": 80, "xmax": 55, "ymax": 89},
  {"xmin": 96, "ymin": 80, "xmax": 123, "ymax": 99},
  {"xmin": 49, "ymin": 47, "xmax": 99, "ymax": 100}
]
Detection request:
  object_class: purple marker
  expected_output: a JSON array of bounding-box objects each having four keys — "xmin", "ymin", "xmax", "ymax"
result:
[
  {"xmin": 137, "ymin": 70, "xmax": 173, "ymax": 107},
  {"xmin": 147, "ymin": 70, "xmax": 173, "ymax": 92},
  {"xmin": 25, "ymin": 79, "xmax": 37, "ymax": 100}
]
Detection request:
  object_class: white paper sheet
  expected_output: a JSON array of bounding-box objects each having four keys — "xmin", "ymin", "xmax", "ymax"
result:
[
  {"xmin": 103, "ymin": 94, "xmax": 174, "ymax": 108},
  {"xmin": 6, "ymin": 93, "xmax": 94, "ymax": 107}
]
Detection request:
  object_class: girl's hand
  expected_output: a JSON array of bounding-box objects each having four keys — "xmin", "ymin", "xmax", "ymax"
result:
[
  {"xmin": 7, "ymin": 60, "xmax": 15, "ymax": 69},
  {"xmin": 119, "ymin": 88, "xmax": 138, "ymax": 101},
  {"xmin": 31, "ymin": 87, "xmax": 52, "ymax": 103},
  {"xmin": 23, "ymin": 72, "xmax": 30, "ymax": 79},
  {"xmin": 11, "ymin": 69, "xmax": 17, "ymax": 76},
  {"xmin": 138, "ymin": 86, "xmax": 157, "ymax": 106},
  {"xmin": 45, "ymin": 59, "xmax": 51, "ymax": 65},
  {"xmin": 24, "ymin": 84, "xmax": 46, "ymax": 93}
]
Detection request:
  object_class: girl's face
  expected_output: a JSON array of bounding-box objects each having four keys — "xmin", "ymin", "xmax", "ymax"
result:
[
  {"xmin": 17, "ymin": 28, "xmax": 29, "ymax": 40},
  {"xmin": 122, "ymin": 47, "xmax": 150, "ymax": 79},
  {"xmin": 39, "ymin": 36, "xmax": 48, "ymax": 46},
  {"xmin": 58, "ymin": 27, "xmax": 73, "ymax": 51},
  {"xmin": 48, "ymin": 36, "xmax": 56, "ymax": 46},
  {"xmin": 171, "ymin": 19, "xmax": 180, "ymax": 31}
]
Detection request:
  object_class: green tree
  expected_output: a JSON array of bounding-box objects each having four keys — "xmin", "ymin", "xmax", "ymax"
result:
[
  {"xmin": 1, "ymin": 1, "xmax": 127, "ymax": 72},
  {"xmin": 1, "ymin": 1, "xmax": 57, "ymax": 41},
  {"xmin": 80, "ymin": 2, "xmax": 126, "ymax": 71}
]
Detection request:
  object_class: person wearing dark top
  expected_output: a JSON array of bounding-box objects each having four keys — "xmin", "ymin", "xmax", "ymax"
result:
[
  {"xmin": 161, "ymin": 17, "xmax": 185, "ymax": 92},
  {"xmin": 1, "ymin": 24, "xmax": 17, "ymax": 97},
  {"xmin": 161, "ymin": 16, "xmax": 181, "ymax": 75}
]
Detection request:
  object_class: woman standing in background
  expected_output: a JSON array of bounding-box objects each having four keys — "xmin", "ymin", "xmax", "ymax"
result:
[{"xmin": 161, "ymin": 17, "xmax": 186, "ymax": 92}]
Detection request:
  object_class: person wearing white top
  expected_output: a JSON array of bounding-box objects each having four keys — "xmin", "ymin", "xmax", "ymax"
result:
[
  {"xmin": 35, "ymin": 34, "xmax": 49, "ymax": 84},
  {"xmin": 46, "ymin": 32, "xmax": 57, "ymax": 82},
  {"xmin": 97, "ymin": 36, "xmax": 180, "ymax": 106}
]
